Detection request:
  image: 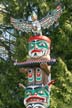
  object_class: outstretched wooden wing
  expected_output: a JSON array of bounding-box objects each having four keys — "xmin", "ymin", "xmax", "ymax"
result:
[
  {"xmin": 40, "ymin": 5, "xmax": 62, "ymax": 29},
  {"xmin": 11, "ymin": 17, "xmax": 32, "ymax": 33},
  {"xmin": 11, "ymin": 5, "xmax": 62, "ymax": 33}
]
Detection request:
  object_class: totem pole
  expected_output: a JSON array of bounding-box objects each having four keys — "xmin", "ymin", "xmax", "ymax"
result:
[{"xmin": 11, "ymin": 2, "xmax": 62, "ymax": 108}]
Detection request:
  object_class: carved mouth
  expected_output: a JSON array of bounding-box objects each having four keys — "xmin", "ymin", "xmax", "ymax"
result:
[
  {"xmin": 25, "ymin": 96, "xmax": 46, "ymax": 104},
  {"xmin": 31, "ymin": 49, "xmax": 42, "ymax": 53}
]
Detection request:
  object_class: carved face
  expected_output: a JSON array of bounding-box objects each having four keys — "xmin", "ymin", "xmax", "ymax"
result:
[
  {"xmin": 29, "ymin": 40, "xmax": 50, "ymax": 58},
  {"xmin": 28, "ymin": 36, "xmax": 51, "ymax": 58},
  {"xmin": 24, "ymin": 85, "xmax": 50, "ymax": 108}
]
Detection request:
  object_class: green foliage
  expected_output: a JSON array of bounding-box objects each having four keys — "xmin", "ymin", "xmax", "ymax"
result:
[
  {"xmin": 51, "ymin": 58, "xmax": 72, "ymax": 108},
  {"xmin": 15, "ymin": 36, "xmax": 28, "ymax": 61},
  {"xmin": 0, "ymin": 60, "xmax": 26, "ymax": 108},
  {"xmin": 0, "ymin": 0, "xmax": 72, "ymax": 108}
]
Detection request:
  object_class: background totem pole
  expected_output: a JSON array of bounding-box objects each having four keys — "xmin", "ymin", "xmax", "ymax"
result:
[{"xmin": 11, "ymin": 2, "xmax": 62, "ymax": 108}]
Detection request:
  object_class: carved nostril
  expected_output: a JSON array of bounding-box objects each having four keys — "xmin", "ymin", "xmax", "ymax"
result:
[
  {"xmin": 34, "ymin": 44, "xmax": 38, "ymax": 49},
  {"xmin": 34, "ymin": 93, "xmax": 37, "ymax": 95}
]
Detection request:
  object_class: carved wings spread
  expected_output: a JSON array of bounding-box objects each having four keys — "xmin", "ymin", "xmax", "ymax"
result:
[
  {"xmin": 40, "ymin": 5, "xmax": 62, "ymax": 29},
  {"xmin": 11, "ymin": 5, "xmax": 62, "ymax": 33},
  {"xmin": 11, "ymin": 17, "xmax": 32, "ymax": 32}
]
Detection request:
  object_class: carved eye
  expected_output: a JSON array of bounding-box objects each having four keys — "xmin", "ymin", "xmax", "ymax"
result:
[
  {"xmin": 28, "ymin": 69, "xmax": 33, "ymax": 77},
  {"xmin": 39, "ymin": 42, "xmax": 46, "ymax": 47},
  {"xmin": 38, "ymin": 90, "xmax": 43, "ymax": 95},
  {"xmin": 29, "ymin": 43, "xmax": 34, "ymax": 49},
  {"xmin": 28, "ymin": 69, "xmax": 32, "ymax": 73},
  {"xmin": 25, "ymin": 91, "xmax": 31, "ymax": 96},
  {"xmin": 36, "ymin": 68, "xmax": 41, "ymax": 77},
  {"xmin": 36, "ymin": 68, "xmax": 41, "ymax": 72},
  {"xmin": 31, "ymin": 43, "xmax": 34, "ymax": 47}
]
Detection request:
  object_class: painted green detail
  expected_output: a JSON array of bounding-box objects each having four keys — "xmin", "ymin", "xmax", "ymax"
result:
[
  {"xmin": 29, "ymin": 40, "xmax": 48, "ymax": 50},
  {"xmin": 36, "ymin": 68, "xmax": 42, "ymax": 81},
  {"xmin": 28, "ymin": 76, "xmax": 34, "ymax": 82}
]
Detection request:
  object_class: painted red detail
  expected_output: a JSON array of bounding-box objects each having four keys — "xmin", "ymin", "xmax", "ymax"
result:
[
  {"xmin": 26, "ymin": 95, "xmax": 45, "ymax": 103},
  {"xmin": 28, "ymin": 73, "xmax": 32, "ymax": 77},
  {"xmin": 57, "ymin": 5, "xmax": 61, "ymax": 10},
  {"xmin": 37, "ymin": 72, "xmax": 40, "ymax": 77},
  {"xmin": 48, "ymin": 80, "xmax": 56, "ymax": 86},
  {"xmin": 31, "ymin": 49, "xmax": 42, "ymax": 53},
  {"xmin": 28, "ymin": 35, "xmax": 51, "ymax": 43}
]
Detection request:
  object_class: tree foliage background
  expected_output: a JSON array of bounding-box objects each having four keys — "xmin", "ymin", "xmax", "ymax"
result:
[{"xmin": 0, "ymin": 0, "xmax": 72, "ymax": 108}]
